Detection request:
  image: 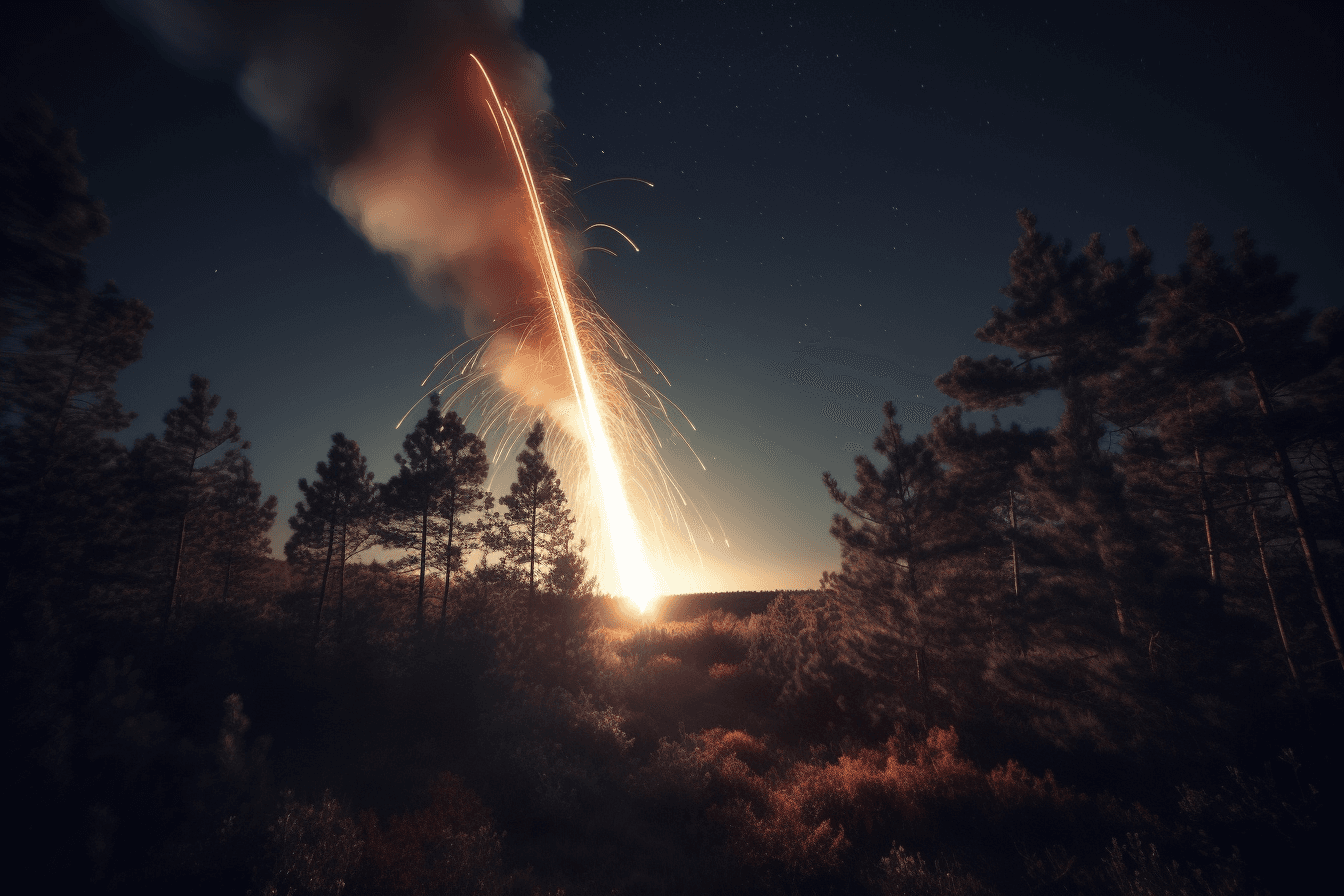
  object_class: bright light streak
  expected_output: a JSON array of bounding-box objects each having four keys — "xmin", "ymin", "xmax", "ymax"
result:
[{"xmin": 469, "ymin": 54, "xmax": 658, "ymax": 611}]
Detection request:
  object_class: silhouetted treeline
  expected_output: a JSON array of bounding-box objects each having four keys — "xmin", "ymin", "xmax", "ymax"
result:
[
  {"xmin": 813, "ymin": 211, "xmax": 1343, "ymax": 775},
  {"xmin": 659, "ymin": 589, "xmax": 791, "ymax": 621},
  {"xmin": 3, "ymin": 99, "xmax": 1339, "ymax": 895}
]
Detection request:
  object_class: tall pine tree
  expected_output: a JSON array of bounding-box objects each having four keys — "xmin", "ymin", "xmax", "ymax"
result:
[
  {"xmin": 189, "ymin": 452, "xmax": 277, "ymax": 604},
  {"xmin": 141, "ymin": 375, "xmax": 242, "ymax": 623},
  {"xmin": 286, "ymin": 434, "xmax": 378, "ymax": 637},
  {"xmin": 0, "ymin": 101, "xmax": 151, "ymax": 606},
  {"xmin": 382, "ymin": 394, "xmax": 451, "ymax": 627},
  {"xmin": 381, "ymin": 394, "xmax": 490, "ymax": 629},
  {"xmin": 500, "ymin": 422, "xmax": 574, "ymax": 598},
  {"xmin": 823, "ymin": 402, "xmax": 984, "ymax": 728},
  {"xmin": 1140, "ymin": 225, "xmax": 1344, "ymax": 671},
  {"xmin": 937, "ymin": 210, "xmax": 1156, "ymax": 636},
  {"xmin": 926, "ymin": 408, "xmax": 1049, "ymax": 655},
  {"xmin": 428, "ymin": 406, "xmax": 489, "ymax": 629}
]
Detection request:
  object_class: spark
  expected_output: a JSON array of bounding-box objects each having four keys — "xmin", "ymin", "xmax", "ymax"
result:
[
  {"xmin": 464, "ymin": 55, "xmax": 676, "ymax": 611},
  {"xmin": 573, "ymin": 176, "xmax": 656, "ymax": 194},
  {"xmin": 582, "ymin": 223, "xmax": 640, "ymax": 252}
]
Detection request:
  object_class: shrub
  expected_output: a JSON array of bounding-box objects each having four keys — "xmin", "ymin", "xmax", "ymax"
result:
[
  {"xmin": 876, "ymin": 845, "xmax": 998, "ymax": 896},
  {"xmin": 357, "ymin": 772, "xmax": 504, "ymax": 896},
  {"xmin": 1101, "ymin": 833, "xmax": 1239, "ymax": 896},
  {"xmin": 259, "ymin": 791, "xmax": 363, "ymax": 896}
]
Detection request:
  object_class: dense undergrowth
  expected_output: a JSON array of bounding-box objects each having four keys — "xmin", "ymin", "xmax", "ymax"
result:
[{"xmin": 4, "ymin": 577, "xmax": 1332, "ymax": 896}]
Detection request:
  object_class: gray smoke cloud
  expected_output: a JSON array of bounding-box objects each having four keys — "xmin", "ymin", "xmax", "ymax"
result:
[{"xmin": 118, "ymin": 0, "xmax": 557, "ymax": 342}]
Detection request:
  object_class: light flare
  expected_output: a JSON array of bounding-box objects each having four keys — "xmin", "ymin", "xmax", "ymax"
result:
[{"xmin": 469, "ymin": 54, "xmax": 658, "ymax": 610}]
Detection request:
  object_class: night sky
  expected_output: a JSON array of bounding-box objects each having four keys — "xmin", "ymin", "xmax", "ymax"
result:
[{"xmin": 6, "ymin": 0, "xmax": 1341, "ymax": 595}]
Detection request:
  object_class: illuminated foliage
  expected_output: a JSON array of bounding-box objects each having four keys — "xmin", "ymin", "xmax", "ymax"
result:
[{"xmin": 358, "ymin": 772, "xmax": 504, "ymax": 896}]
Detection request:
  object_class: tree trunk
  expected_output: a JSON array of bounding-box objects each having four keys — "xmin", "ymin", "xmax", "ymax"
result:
[
  {"xmin": 316, "ymin": 517, "xmax": 336, "ymax": 637},
  {"xmin": 1, "ymin": 343, "xmax": 89, "ymax": 607},
  {"xmin": 220, "ymin": 544, "xmax": 235, "ymax": 603},
  {"xmin": 528, "ymin": 501, "xmax": 538, "ymax": 598},
  {"xmin": 914, "ymin": 643, "xmax": 932, "ymax": 731},
  {"xmin": 166, "ymin": 422, "xmax": 208, "ymax": 624},
  {"xmin": 1186, "ymin": 397, "xmax": 1222, "ymax": 591},
  {"xmin": 336, "ymin": 522, "xmax": 347, "ymax": 628},
  {"xmin": 1007, "ymin": 489, "xmax": 1029, "ymax": 657},
  {"xmin": 1229, "ymin": 326, "xmax": 1344, "ymax": 672},
  {"xmin": 441, "ymin": 518, "xmax": 454, "ymax": 631},
  {"xmin": 1193, "ymin": 444, "xmax": 1222, "ymax": 590},
  {"xmin": 1244, "ymin": 468, "xmax": 1298, "ymax": 685},
  {"xmin": 165, "ymin": 508, "xmax": 191, "ymax": 623},
  {"xmin": 416, "ymin": 506, "xmax": 429, "ymax": 628}
]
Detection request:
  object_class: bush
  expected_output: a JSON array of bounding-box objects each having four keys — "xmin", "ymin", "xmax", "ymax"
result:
[
  {"xmin": 358, "ymin": 772, "xmax": 505, "ymax": 896},
  {"xmin": 259, "ymin": 774, "xmax": 508, "ymax": 896},
  {"xmin": 259, "ymin": 791, "xmax": 363, "ymax": 896},
  {"xmin": 876, "ymin": 845, "xmax": 997, "ymax": 896}
]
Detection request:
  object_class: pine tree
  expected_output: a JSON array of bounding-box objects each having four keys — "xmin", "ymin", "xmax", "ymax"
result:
[
  {"xmin": 191, "ymin": 452, "xmax": 277, "ymax": 604},
  {"xmin": 823, "ymin": 402, "xmax": 983, "ymax": 727},
  {"xmin": 490, "ymin": 423, "xmax": 602, "ymax": 688},
  {"xmin": 382, "ymin": 395, "xmax": 491, "ymax": 629},
  {"xmin": 926, "ymin": 408, "xmax": 1049, "ymax": 654},
  {"xmin": 500, "ymin": 422, "xmax": 574, "ymax": 598},
  {"xmin": 1, "ymin": 99, "xmax": 109, "ymax": 384},
  {"xmin": 429, "ymin": 412, "xmax": 490, "ymax": 630},
  {"xmin": 381, "ymin": 394, "xmax": 450, "ymax": 627},
  {"xmin": 936, "ymin": 210, "xmax": 1156, "ymax": 635},
  {"xmin": 0, "ymin": 101, "xmax": 151, "ymax": 604},
  {"xmin": 0, "ymin": 287, "xmax": 150, "ymax": 602},
  {"xmin": 1144, "ymin": 225, "xmax": 1344, "ymax": 670},
  {"xmin": 157, "ymin": 378, "xmax": 244, "ymax": 623},
  {"xmin": 286, "ymin": 434, "xmax": 378, "ymax": 637}
]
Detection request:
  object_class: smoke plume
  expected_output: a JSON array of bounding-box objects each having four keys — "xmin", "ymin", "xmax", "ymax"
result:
[
  {"xmin": 119, "ymin": 0, "xmax": 559, "ymax": 343},
  {"xmin": 119, "ymin": 1, "xmax": 700, "ymax": 596}
]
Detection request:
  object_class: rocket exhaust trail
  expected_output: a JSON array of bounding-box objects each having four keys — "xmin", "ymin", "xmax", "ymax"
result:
[{"xmin": 469, "ymin": 54, "xmax": 658, "ymax": 611}]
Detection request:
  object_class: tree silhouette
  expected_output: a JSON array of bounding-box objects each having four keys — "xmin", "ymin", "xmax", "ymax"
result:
[
  {"xmin": 140, "ymin": 375, "xmax": 242, "ymax": 624},
  {"xmin": 0, "ymin": 101, "xmax": 151, "ymax": 605},
  {"xmin": 1139, "ymin": 225, "xmax": 1344, "ymax": 670},
  {"xmin": 500, "ymin": 422, "xmax": 574, "ymax": 598},
  {"xmin": 429, "ymin": 402, "xmax": 490, "ymax": 629},
  {"xmin": 190, "ymin": 452, "xmax": 277, "ymax": 604},
  {"xmin": 382, "ymin": 395, "xmax": 491, "ymax": 629},
  {"xmin": 0, "ymin": 99, "xmax": 109, "ymax": 369},
  {"xmin": 382, "ymin": 394, "xmax": 450, "ymax": 627},
  {"xmin": 823, "ymin": 402, "xmax": 984, "ymax": 727},
  {"xmin": 937, "ymin": 209, "xmax": 1156, "ymax": 635},
  {"xmin": 286, "ymin": 434, "xmax": 378, "ymax": 637},
  {"xmin": 926, "ymin": 408, "xmax": 1049, "ymax": 655}
]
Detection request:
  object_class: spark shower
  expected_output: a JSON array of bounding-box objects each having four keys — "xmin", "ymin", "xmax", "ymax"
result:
[{"xmin": 420, "ymin": 55, "xmax": 710, "ymax": 611}]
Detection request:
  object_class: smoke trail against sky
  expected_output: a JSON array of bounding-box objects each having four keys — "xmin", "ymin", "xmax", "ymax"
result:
[
  {"xmin": 117, "ymin": 0, "xmax": 714, "ymax": 596},
  {"xmin": 119, "ymin": 0, "xmax": 563, "ymax": 386}
]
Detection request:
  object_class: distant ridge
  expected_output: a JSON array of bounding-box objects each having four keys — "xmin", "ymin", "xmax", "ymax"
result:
[{"xmin": 656, "ymin": 590, "xmax": 817, "ymax": 622}]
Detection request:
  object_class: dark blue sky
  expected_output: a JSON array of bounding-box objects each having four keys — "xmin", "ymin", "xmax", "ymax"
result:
[{"xmin": 6, "ymin": 0, "xmax": 1341, "ymax": 593}]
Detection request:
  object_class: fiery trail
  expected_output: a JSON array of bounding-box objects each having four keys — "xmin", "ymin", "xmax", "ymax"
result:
[{"xmin": 469, "ymin": 54, "xmax": 658, "ymax": 610}]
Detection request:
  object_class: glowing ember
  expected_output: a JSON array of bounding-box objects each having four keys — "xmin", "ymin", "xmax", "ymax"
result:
[{"xmin": 469, "ymin": 54, "xmax": 658, "ymax": 611}]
